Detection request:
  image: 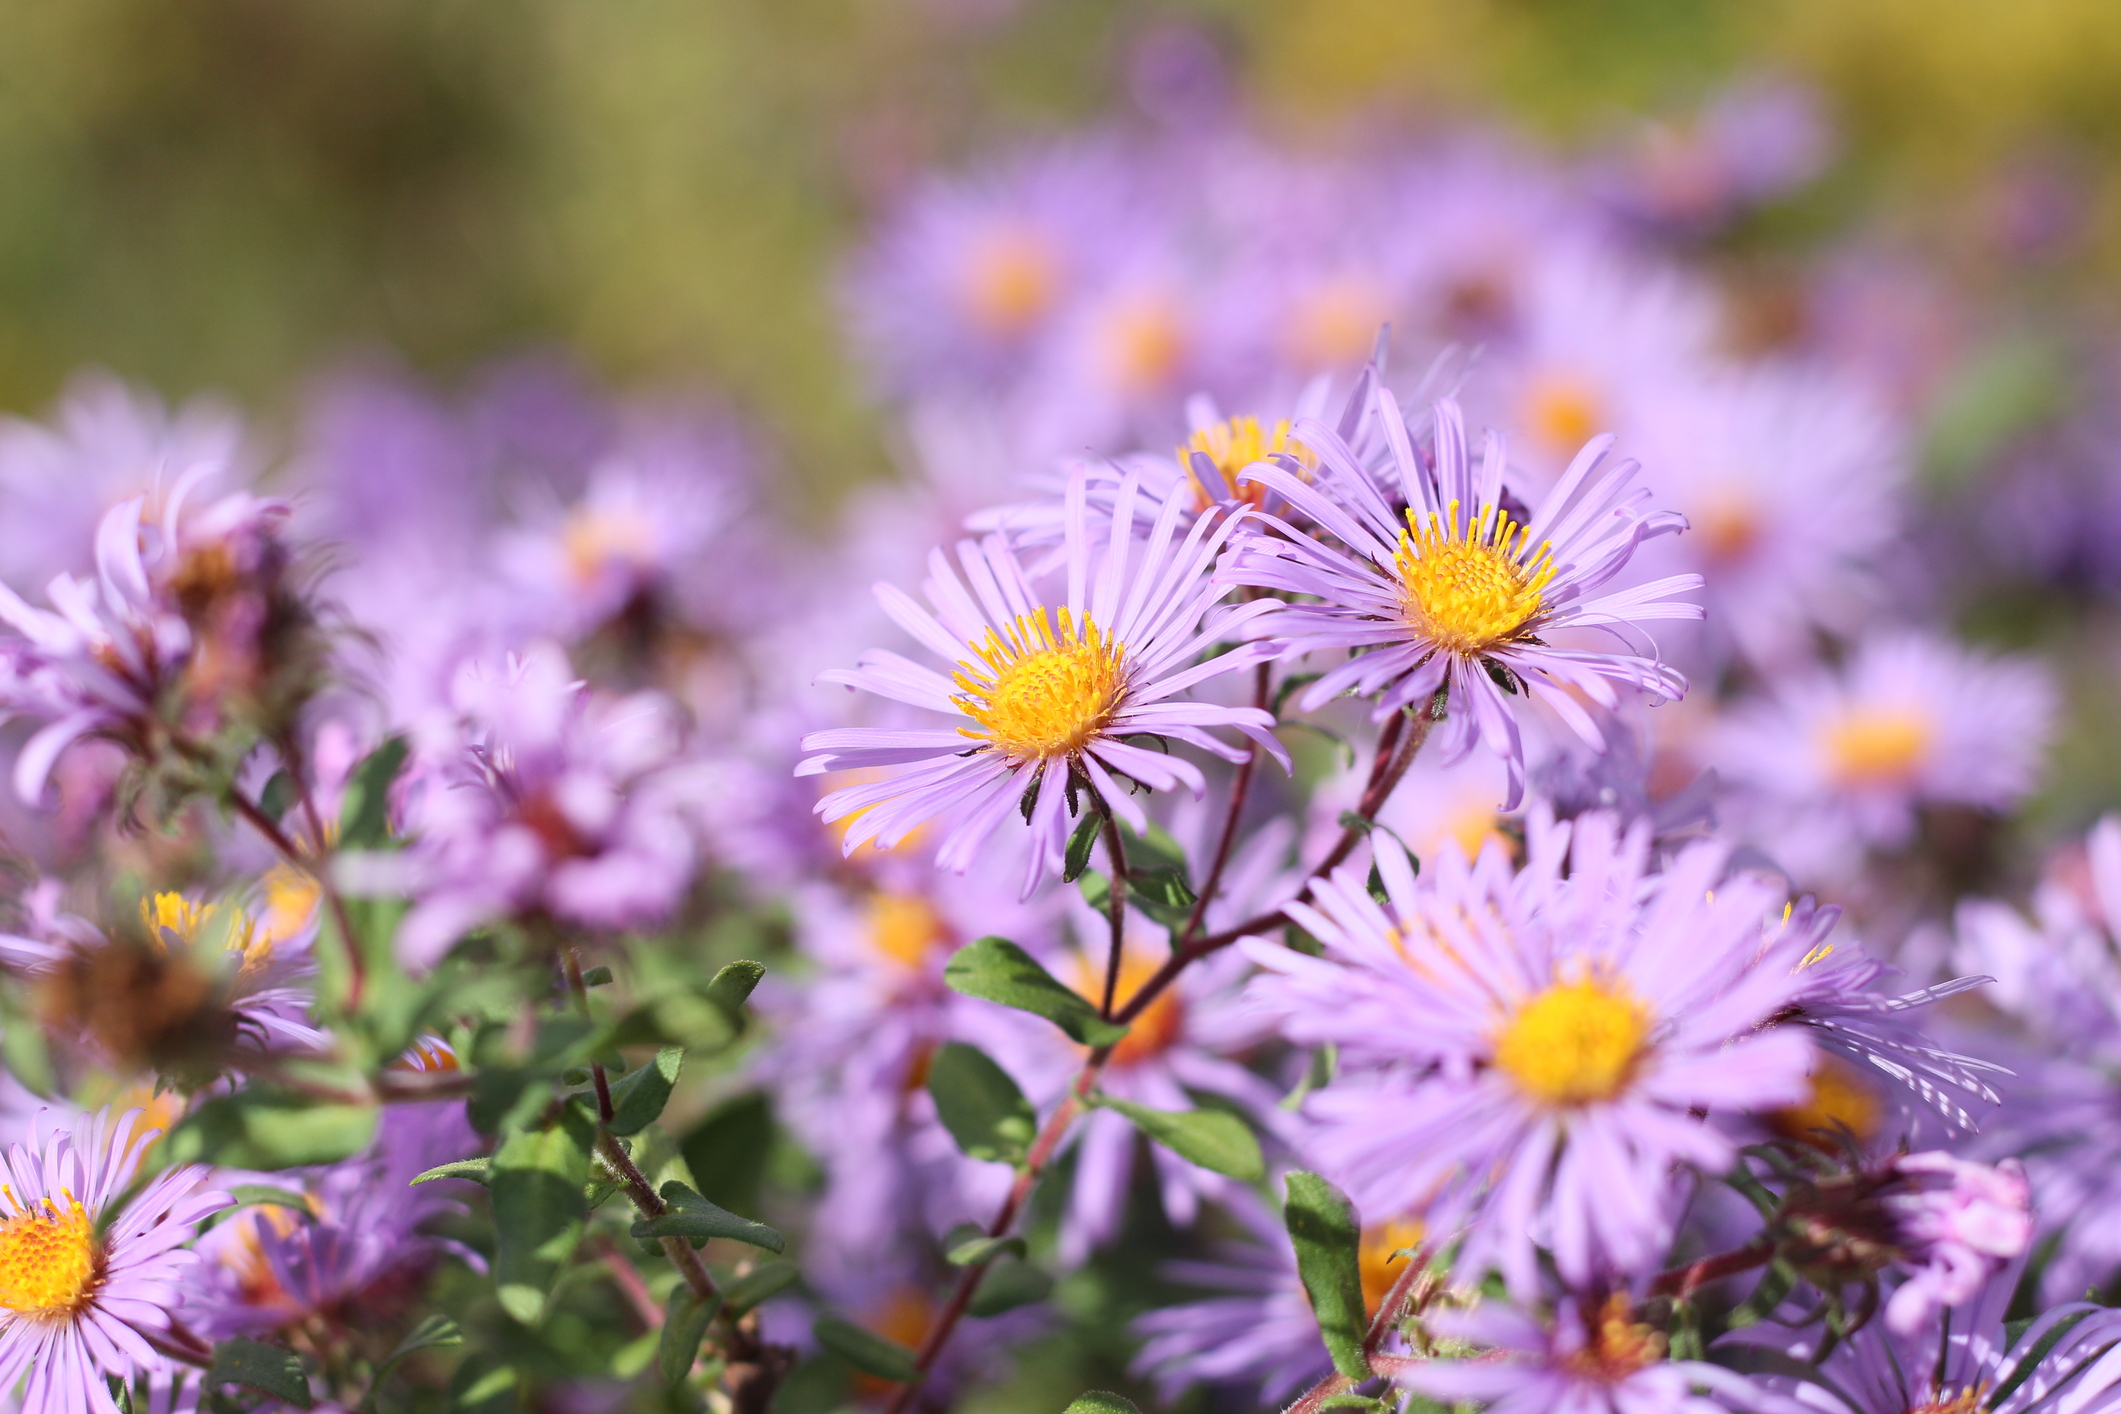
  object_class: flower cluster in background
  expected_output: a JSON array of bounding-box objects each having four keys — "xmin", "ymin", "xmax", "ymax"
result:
[{"xmin": 0, "ymin": 53, "xmax": 2119, "ymax": 1414}]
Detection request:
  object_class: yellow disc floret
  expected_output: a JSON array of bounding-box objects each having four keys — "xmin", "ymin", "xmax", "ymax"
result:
[
  {"xmin": 961, "ymin": 224, "xmax": 1061, "ymax": 339},
  {"xmin": 1357, "ymin": 1218, "xmax": 1426, "ymax": 1315},
  {"xmin": 1493, "ymin": 976, "xmax": 1652, "ymax": 1107},
  {"xmin": 142, "ymin": 891, "xmax": 274, "ymax": 976},
  {"xmin": 1821, "ymin": 707, "xmax": 1933, "ymax": 788},
  {"xmin": 866, "ymin": 892, "xmax": 949, "ymax": 969},
  {"xmin": 955, "ymin": 609, "xmax": 1128, "ymax": 762},
  {"xmin": 1396, "ymin": 500, "xmax": 1554, "ymax": 656},
  {"xmin": 0, "ymin": 1194, "xmax": 98, "ymax": 1316},
  {"xmin": 1178, "ymin": 416, "xmax": 1305, "ymax": 509}
]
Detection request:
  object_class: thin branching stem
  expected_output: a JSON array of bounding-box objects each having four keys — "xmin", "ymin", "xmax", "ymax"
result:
[{"xmin": 1097, "ymin": 807, "xmax": 1130, "ymax": 1019}]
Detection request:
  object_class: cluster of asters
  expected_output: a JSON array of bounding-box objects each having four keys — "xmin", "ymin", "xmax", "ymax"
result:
[{"xmin": 0, "ymin": 74, "xmax": 2113, "ymax": 1414}]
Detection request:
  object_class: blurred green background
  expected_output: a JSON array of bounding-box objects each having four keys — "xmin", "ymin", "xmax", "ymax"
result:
[{"xmin": 3, "ymin": 0, "xmax": 2120, "ymax": 502}]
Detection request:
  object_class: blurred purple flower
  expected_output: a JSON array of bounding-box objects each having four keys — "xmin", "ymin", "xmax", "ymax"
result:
[{"xmin": 1879, "ymin": 1152, "xmax": 2032, "ymax": 1335}]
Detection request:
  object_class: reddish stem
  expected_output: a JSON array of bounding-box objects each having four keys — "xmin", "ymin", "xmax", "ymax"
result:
[
  {"xmin": 1096, "ymin": 809, "xmax": 1130, "ymax": 1020},
  {"xmin": 1650, "ymin": 1243, "xmax": 1775, "ymax": 1300},
  {"xmin": 1174, "ymin": 662, "xmax": 1270, "ymax": 949}
]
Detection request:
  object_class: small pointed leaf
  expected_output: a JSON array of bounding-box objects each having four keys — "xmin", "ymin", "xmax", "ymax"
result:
[
  {"xmin": 813, "ymin": 1314, "xmax": 920, "ymax": 1383},
  {"xmin": 1098, "ymin": 1096, "xmax": 1263, "ymax": 1180},
  {"xmin": 209, "ymin": 1338, "xmax": 314, "ymax": 1409},
  {"xmin": 631, "ymin": 1181, "xmax": 785, "ymax": 1252},
  {"xmin": 412, "ymin": 1158, "xmax": 490, "ymax": 1187},
  {"xmin": 966, "ymin": 1260, "xmax": 1052, "ymax": 1316},
  {"xmin": 926, "ymin": 1042, "xmax": 1037, "ymax": 1165},
  {"xmin": 1064, "ymin": 1394, "xmax": 1142, "ymax": 1414},
  {"xmin": 607, "ymin": 1047, "xmax": 684, "ymax": 1136},
  {"xmin": 942, "ymin": 936, "xmax": 1129, "ymax": 1047},
  {"xmin": 723, "ymin": 1259, "xmax": 800, "ymax": 1314},
  {"xmin": 658, "ymin": 1286, "xmax": 722, "ymax": 1384},
  {"xmin": 1284, "ymin": 1171, "xmax": 1371, "ymax": 1380}
]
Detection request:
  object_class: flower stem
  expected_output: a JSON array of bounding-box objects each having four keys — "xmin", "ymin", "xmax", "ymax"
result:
[
  {"xmin": 1097, "ymin": 808, "xmax": 1129, "ymax": 1019},
  {"xmin": 1174, "ymin": 661, "xmax": 1270, "ymax": 950},
  {"xmin": 228, "ymin": 781, "xmax": 368, "ymax": 1014},
  {"xmin": 1651, "ymin": 1242, "xmax": 1775, "ymax": 1299}
]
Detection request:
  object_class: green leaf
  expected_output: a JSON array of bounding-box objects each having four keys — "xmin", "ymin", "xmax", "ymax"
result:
[
  {"xmin": 723, "ymin": 1259, "xmax": 801, "ymax": 1314},
  {"xmin": 658, "ymin": 1285, "xmax": 722, "ymax": 1384},
  {"xmin": 1284, "ymin": 1171, "xmax": 1371, "ymax": 1380},
  {"xmin": 1064, "ymin": 1394, "xmax": 1143, "ymax": 1414},
  {"xmin": 259, "ymin": 770, "xmax": 296, "ymax": 824},
  {"xmin": 1096, "ymin": 1096, "xmax": 1263, "ymax": 1180},
  {"xmin": 450, "ymin": 1359, "xmax": 519, "ymax": 1414},
  {"xmin": 926, "ymin": 1042, "xmax": 1037, "ymax": 1165},
  {"xmin": 680, "ymin": 1092, "xmax": 773, "ymax": 1216},
  {"xmin": 1317, "ymin": 1397, "xmax": 1386, "ymax": 1411},
  {"xmin": 223, "ymin": 1184, "xmax": 315, "ymax": 1218},
  {"xmin": 580, "ymin": 965, "xmax": 614, "ymax": 987},
  {"xmin": 631, "ymin": 1181, "xmax": 786, "ymax": 1253},
  {"xmin": 942, "ymin": 936, "xmax": 1129, "ymax": 1048},
  {"xmin": 208, "ymin": 1337, "xmax": 314, "ymax": 1409},
  {"xmin": 338, "ymin": 735, "xmax": 410, "ymax": 849},
  {"xmin": 966, "ymin": 1260, "xmax": 1053, "ymax": 1316},
  {"xmin": 944, "ymin": 1230, "xmax": 1028, "ymax": 1267},
  {"xmin": 607, "ymin": 1047, "xmax": 684, "ymax": 1136},
  {"xmin": 412, "ymin": 1158, "xmax": 491, "ymax": 1187},
  {"xmin": 161, "ymin": 1088, "xmax": 378, "ymax": 1171},
  {"xmin": 1063, "ymin": 813, "xmax": 1102, "ymax": 883},
  {"xmin": 1128, "ymin": 863, "xmax": 1197, "ymax": 929},
  {"xmin": 813, "ymin": 1313, "xmax": 920, "ymax": 1383},
  {"xmin": 363, "ymin": 1315, "xmax": 463, "ymax": 1410},
  {"xmin": 490, "ymin": 1104, "xmax": 595, "ymax": 1325},
  {"xmin": 705, "ymin": 960, "xmax": 766, "ymax": 1015}
]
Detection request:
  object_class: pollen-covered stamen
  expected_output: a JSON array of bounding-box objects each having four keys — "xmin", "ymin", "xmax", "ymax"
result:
[
  {"xmin": 1911, "ymin": 1386, "xmax": 1989, "ymax": 1414},
  {"xmin": 0, "ymin": 1192, "xmax": 99, "ymax": 1316},
  {"xmin": 954, "ymin": 609, "xmax": 1129, "ymax": 763},
  {"xmin": 1396, "ymin": 500, "xmax": 1554, "ymax": 656},
  {"xmin": 1493, "ymin": 976, "xmax": 1652, "ymax": 1107},
  {"xmin": 1178, "ymin": 415, "xmax": 1306, "ymax": 510}
]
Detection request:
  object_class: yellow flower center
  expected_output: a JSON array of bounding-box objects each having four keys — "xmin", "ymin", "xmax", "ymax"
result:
[
  {"xmin": 1177, "ymin": 416, "xmax": 1305, "ymax": 509},
  {"xmin": 1289, "ymin": 275, "xmax": 1390, "ymax": 370},
  {"xmin": 561, "ymin": 506, "xmax": 656, "ymax": 587},
  {"xmin": 1097, "ymin": 293, "xmax": 1186, "ymax": 395},
  {"xmin": 261, "ymin": 865, "xmax": 322, "ymax": 946},
  {"xmin": 1771, "ymin": 1052, "xmax": 1882, "ymax": 1149},
  {"xmin": 1822, "ymin": 707, "xmax": 1933, "ymax": 788},
  {"xmin": 1493, "ymin": 977, "xmax": 1652, "ymax": 1107},
  {"xmin": 1525, "ymin": 373, "xmax": 1604, "ymax": 452},
  {"xmin": 960, "ymin": 225, "xmax": 1061, "ymax": 339},
  {"xmin": 143, "ymin": 891, "xmax": 273, "ymax": 974},
  {"xmin": 954, "ymin": 609, "xmax": 1128, "ymax": 763},
  {"xmin": 1563, "ymin": 1294, "xmax": 1667, "ymax": 1384},
  {"xmin": 1911, "ymin": 1386, "xmax": 1989, "ymax": 1414},
  {"xmin": 0, "ymin": 1195, "xmax": 98, "ymax": 1316},
  {"xmin": 866, "ymin": 892, "xmax": 949, "ymax": 970},
  {"xmin": 1357, "ymin": 1218, "xmax": 1426, "ymax": 1315},
  {"xmin": 1396, "ymin": 502, "xmax": 1554, "ymax": 656},
  {"xmin": 1693, "ymin": 489, "xmax": 1763, "ymax": 565}
]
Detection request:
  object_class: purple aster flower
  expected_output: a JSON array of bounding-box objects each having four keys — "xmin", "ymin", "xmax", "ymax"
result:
[
  {"xmin": 1244, "ymin": 810, "xmax": 1812, "ymax": 1295},
  {"xmin": 1131, "ymin": 1191, "xmax": 1424, "ymax": 1405},
  {"xmin": 1877, "ymin": 1152, "xmax": 2031, "ymax": 1335},
  {"xmin": 1764, "ymin": 900, "xmax": 2004, "ymax": 1147},
  {"xmin": 753, "ymin": 838, "xmax": 1060, "ymax": 1285},
  {"xmin": 1228, "ymin": 393, "xmax": 1701, "ymax": 809},
  {"xmin": 1950, "ymin": 816, "xmax": 2121, "ymax": 1301},
  {"xmin": 195, "ymin": 1102, "xmax": 478, "ymax": 1339},
  {"xmin": 0, "ymin": 1107, "xmax": 230, "ymax": 1414},
  {"xmin": 1600, "ymin": 76, "xmax": 1833, "ymax": 236},
  {"xmin": 842, "ymin": 140, "xmax": 1147, "ymax": 398},
  {"xmin": 0, "ymin": 372, "xmax": 253, "ymax": 594},
  {"xmin": 1625, "ymin": 362, "xmax": 1907, "ymax": 670},
  {"xmin": 1708, "ymin": 630, "xmax": 2056, "ymax": 880},
  {"xmin": 1723, "ymin": 1261, "xmax": 2121, "ymax": 1414},
  {"xmin": 389, "ymin": 642, "xmax": 707, "ymax": 966},
  {"xmin": 1400, "ymin": 1293, "xmax": 1777, "ymax": 1414},
  {"xmin": 798, "ymin": 468, "xmax": 1285, "ymax": 897}
]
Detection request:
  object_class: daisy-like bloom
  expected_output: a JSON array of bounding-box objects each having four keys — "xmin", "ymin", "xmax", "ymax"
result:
[
  {"xmin": 1708, "ymin": 629, "xmax": 2056, "ymax": 879},
  {"xmin": 1624, "ymin": 363, "xmax": 1906, "ymax": 669},
  {"xmin": 2, "ymin": 889, "xmax": 324, "ymax": 1077},
  {"xmin": 1244, "ymin": 810, "xmax": 1812, "ymax": 1296},
  {"xmin": 1399, "ymin": 1293, "xmax": 1777, "ymax": 1414},
  {"xmin": 0, "ymin": 1107, "xmax": 230, "ymax": 1414},
  {"xmin": 841, "ymin": 140, "xmax": 1145, "ymax": 397},
  {"xmin": 1724, "ymin": 1262, "xmax": 2121, "ymax": 1414},
  {"xmin": 1763, "ymin": 899, "xmax": 2005, "ymax": 1147},
  {"xmin": 1228, "ymin": 393, "xmax": 1701, "ymax": 809},
  {"xmin": 0, "ymin": 372, "xmax": 252, "ymax": 594},
  {"xmin": 196, "ymin": 1102, "xmax": 478, "ymax": 1341},
  {"xmin": 389, "ymin": 642, "xmax": 710, "ymax": 967},
  {"xmin": 798, "ymin": 469, "xmax": 1286, "ymax": 897},
  {"xmin": 1132, "ymin": 1191, "xmax": 1423, "ymax": 1405},
  {"xmin": 1951, "ymin": 816, "xmax": 2121, "ymax": 1301}
]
